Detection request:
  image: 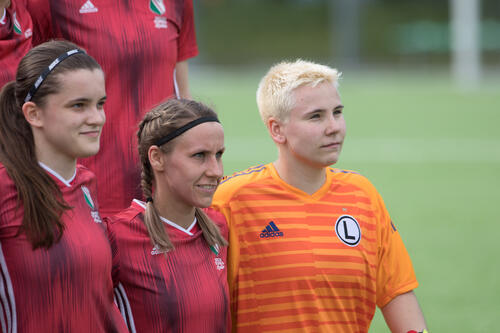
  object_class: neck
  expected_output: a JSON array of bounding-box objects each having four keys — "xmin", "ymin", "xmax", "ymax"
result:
[
  {"xmin": 273, "ymin": 157, "xmax": 326, "ymax": 195},
  {"xmin": 153, "ymin": 191, "xmax": 196, "ymax": 229},
  {"xmin": 37, "ymin": 155, "xmax": 77, "ymax": 181}
]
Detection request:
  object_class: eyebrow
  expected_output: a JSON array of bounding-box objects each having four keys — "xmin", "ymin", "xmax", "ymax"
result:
[
  {"xmin": 307, "ymin": 104, "xmax": 344, "ymax": 115},
  {"xmin": 66, "ymin": 96, "xmax": 107, "ymax": 104}
]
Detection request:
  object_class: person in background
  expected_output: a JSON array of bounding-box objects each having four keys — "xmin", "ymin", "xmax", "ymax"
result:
[
  {"xmin": 107, "ymin": 98, "xmax": 230, "ymax": 332},
  {"xmin": 0, "ymin": 40, "xmax": 127, "ymax": 332},
  {"xmin": 27, "ymin": 0, "xmax": 199, "ymax": 216},
  {"xmin": 212, "ymin": 59, "xmax": 428, "ymax": 333},
  {"xmin": 0, "ymin": 0, "xmax": 33, "ymax": 88}
]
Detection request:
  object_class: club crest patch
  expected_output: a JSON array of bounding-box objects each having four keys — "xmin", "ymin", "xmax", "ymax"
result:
[{"xmin": 335, "ymin": 215, "xmax": 361, "ymax": 247}]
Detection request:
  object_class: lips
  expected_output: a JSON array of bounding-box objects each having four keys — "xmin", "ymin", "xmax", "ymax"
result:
[
  {"xmin": 196, "ymin": 184, "xmax": 218, "ymax": 192},
  {"xmin": 321, "ymin": 141, "xmax": 342, "ymax": 148},
  {"xmin": 80, "ymin": 129, "xmax": 101, "ymax": 137}
]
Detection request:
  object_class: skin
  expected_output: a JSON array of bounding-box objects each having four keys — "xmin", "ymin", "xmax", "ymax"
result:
[
  {"xmin": 0, "ymin": 0, "xmax": 10, "ymax": 22},
  {"xmin": 382, "ymin": 291, "xmax": 427, "ymax": 333},
  {"xmin": 22, "ymin": 68, "xmax": 106, "ymax": 180},
  {"xmin": 267, "ymin": 80, "xmax": 427, "ymax": 331},
  {"xmin": 174, "ymin": 60, "xmax": 191, "ymax": 98},
  {"xmin": 149, "ymin": 121, "xmax": 225, "ymax": 228},
  {"xmin": 268, "ymin": 81, "xmax": 345, "ymax": 195},
  {"xmin": 0, "ymin": 0, "xmax": 10, "ymax": 12}
]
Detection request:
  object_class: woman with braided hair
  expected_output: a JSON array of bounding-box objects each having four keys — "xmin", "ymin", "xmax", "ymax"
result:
[
  {"xmin": 0, "ymin": 40, "xmax": 127, "ymax": 332},
  {"xmin": 106, "ymin": 98, "xmax": 230, "ymax": 333}
]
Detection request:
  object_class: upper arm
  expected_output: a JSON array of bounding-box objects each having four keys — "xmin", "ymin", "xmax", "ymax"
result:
[
  {"xmin": 174, "ymin": 60, "xmax": 190, "ymax": 99},
  {"xmin": 381, "ymin": 290, "xmax": 427, "ymax": 333}
]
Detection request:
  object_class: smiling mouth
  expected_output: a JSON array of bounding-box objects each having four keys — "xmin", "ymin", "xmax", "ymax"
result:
[
  {"xmin": 80, "ymin": 130, "xmax": 101, "ymax": 137},
  {"xmin": 197, "ymin": 184, "xmax": 218, "ymax": 191}
]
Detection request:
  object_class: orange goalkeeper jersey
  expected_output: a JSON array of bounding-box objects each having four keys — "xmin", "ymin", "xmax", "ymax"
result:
[{"xmin": 211, "ymin": 163, "xmax": 418, "ymax": 333}]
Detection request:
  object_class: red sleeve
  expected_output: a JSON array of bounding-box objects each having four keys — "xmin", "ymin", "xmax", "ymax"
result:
[
  {"xmin": 25, "ymin": 0, "xmax": 53, "ymax": 45},
  {"xmin": 103, "ymin": 216, "xmax": 121, "ymax": 288},
  {"xmin": 177, "ymin": 0, "xmax": 198, "ymax": 62}
]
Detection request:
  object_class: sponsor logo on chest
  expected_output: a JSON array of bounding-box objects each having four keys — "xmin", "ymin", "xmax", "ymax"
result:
[{"xmin": 81, "ymin": 185, "xmax": 102, "ymax": 223}]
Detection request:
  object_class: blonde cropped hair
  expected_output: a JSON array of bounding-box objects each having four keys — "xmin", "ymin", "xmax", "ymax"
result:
[{"xmin": 256, "ymin": 59, "xmax": 340, "ymax": 123}]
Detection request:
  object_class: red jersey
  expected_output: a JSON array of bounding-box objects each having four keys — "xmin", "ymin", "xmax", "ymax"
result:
[
  {"xmin": 212, "ymin": 164, "xmax": 419, "ymax": 333},
  {"xmin": 0, "ymin": 163, "xmax": 128, "ymax": 333},
  {"xmin": 27, "ymin": 0, "xmax": 199, "ymax": 216},
  {"xmin": 0, "ymin": 0, "xmax": 32, "ymax": 89},
  {"xmin": 106, "ymin": 200, "xmax": 231, "ymax": 333}
]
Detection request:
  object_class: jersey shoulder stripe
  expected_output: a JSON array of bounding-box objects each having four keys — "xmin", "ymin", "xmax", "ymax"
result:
[
  {"xmin": 114, "ymin": 283, "xmax": 136, "ymax": 333},
  {"xmin": 0, "ymin": 244, "xmax": 17, "ymax": 333},
  {"xmin": 328, "ymin": 167, "xmax": 380, "ymax": 197},
  {"xmin": 215, "ymin": 164, "xmax": 272, "ymax": 206},
  {"xmin": 220, "ymin": 164, "xmax": 266, "ymax": 184}
]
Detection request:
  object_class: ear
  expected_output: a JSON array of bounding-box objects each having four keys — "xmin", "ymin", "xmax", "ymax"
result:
[
  {"xmin": 22, "ymin": 102, "xmax": 43, "ymax": 128},
  {"xmin": 267, "ymin": 117, "xmax": 286, "ymax": 144},
  {"xmin": 148, "ymin": 145, "xmax": 166, "ymax": 172}
]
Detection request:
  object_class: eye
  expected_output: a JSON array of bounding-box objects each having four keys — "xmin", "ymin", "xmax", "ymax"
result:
[
  {"xmin": 193, "ymin": 152, "xmax": 205, "ymax": 159},
  {"xmin": 97, "ymin": 100, "xmax": 106, "ymax": 109},
  {"xmin": 309, "ymin": 113, "xmax": 321, "ymax": 120},
  {"xmin": 71, "ymin": 102, "xmax": 85, "ymax": 109},
  {"xmin": 216, "ymin": 151, "xmax": 224, "ymax": 160},
  {"xmin": 334, "ymin": 107, "xmax": 344, "ymax": 116}
]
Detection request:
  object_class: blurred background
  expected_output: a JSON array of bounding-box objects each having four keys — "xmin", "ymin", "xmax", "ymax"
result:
[{"xmin": 189, "ymin": 0, "xmax": 499, "ymax": 331}]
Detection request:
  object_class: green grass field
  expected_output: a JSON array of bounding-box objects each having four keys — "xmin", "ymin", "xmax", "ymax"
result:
[{"xmin": 190, "ymin": 66, "xmax": 500, "ymax": 332}]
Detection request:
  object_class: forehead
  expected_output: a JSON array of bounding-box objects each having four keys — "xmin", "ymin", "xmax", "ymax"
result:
[
  {"xmin": 171, "ymin": 121, "xmax": 224, "ymax": 151},
  {"xmin": 52, "ymin": 68, "xmax": 105, "ymax": 96},
  {"xmin": 290, "ymin": 82, "xmax": 341, "ymax": 115}
]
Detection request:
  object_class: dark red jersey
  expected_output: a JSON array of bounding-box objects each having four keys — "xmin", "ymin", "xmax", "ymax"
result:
[
  {"xmin": 0, "ymin": 0, "xmax": 33, "ymax": 89},
  {"xmin": 0, "ymin": 163, "xmax": 128, "ymax": 332},
  {"xmin": 106, "ymin": 200, "xmax": 230, "ymax": 333},
  {"xmin": 27, "ymin": 0, "xmax": 199, "ymax": 216}
]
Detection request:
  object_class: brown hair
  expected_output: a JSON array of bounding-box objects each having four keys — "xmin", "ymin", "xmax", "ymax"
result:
[
  {"xmin": 0, "ymin": 40, "xmax": 102, "ymax": 249},
  {"xmin": 137, "ymin": 98, "xmax": 227, "ymax": 252}
]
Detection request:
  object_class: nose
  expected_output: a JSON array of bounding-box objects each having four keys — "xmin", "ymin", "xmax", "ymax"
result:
[
  {"xmin": 205, "ymin": 155, "xmax": 223, "ymax": 179},
  {"xmin": 87, "ymin": 106, "xmax": 106, "ymax": 127},
  {"xmin": 325, "ymin": 113, "xmax": 341, "ymax": 135}
]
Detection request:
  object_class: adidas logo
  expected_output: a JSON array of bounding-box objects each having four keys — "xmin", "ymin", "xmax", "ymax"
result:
[
  {"xmin": 79, "ymin": 0, "xmax": 98, "ymax": 14},
  {"xmin": 259, "ymin": 221, "xmax": 283, "ymax": 239}
]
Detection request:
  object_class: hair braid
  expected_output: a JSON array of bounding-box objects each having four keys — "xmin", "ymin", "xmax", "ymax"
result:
[{"xmin": 137, "ymin": 98, "xmax": 227, "ymax": 253}]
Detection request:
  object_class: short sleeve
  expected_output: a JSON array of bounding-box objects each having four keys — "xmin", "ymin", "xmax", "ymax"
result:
[
  {"xmin": 375, "ymin": 193, "xmax": 419, "ymax": 308},
  {"xmin": 103, "ymin": 216, "xmax": 120, "ymax": 288},
  {"xmin": 176, "ymin": 0, "xmax": 198, "ymax": 62}
]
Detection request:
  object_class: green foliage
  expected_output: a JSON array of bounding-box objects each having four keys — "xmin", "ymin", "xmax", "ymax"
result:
[{"xmin": 191, "ymin": 67, "xmax": 500, "ymax": 332}]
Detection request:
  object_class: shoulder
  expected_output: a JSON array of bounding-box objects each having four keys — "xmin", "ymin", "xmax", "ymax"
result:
[
  {"xmin": 0, "ymin": 163, "xmax": 14, "ymax": 189},
  {"xmin": 106, "ymin": 201, "xmax": 144, "ymax": 227},
  {"xmin": 203, "ymin": 207, "xmax": 226, "ymax": 227},
  {"xmin": 75, "ymin": 164, "xmax": 96, "ymax": 180},
  {"xmin": 328, "ymin": 167, "xmax": 381, "ymax": 197},
  {"xmin": 215, "ymin": 164, "xmax": 271, "ymax": 200}
]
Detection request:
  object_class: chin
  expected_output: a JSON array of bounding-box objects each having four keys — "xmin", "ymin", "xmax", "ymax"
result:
[{"xmin": 79, "ymin": 147, "xmax": 100, "ymax": 158}]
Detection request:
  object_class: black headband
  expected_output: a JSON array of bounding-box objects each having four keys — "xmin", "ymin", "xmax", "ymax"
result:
[
  {"xmin": 155, "ymin": 116, "xmax": 220, "ymax": 147},
  {"xmin": 24, "ymin": 49, "xmax": 86, "ymax": 103}
]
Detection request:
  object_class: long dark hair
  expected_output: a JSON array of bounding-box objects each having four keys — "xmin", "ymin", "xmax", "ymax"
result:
[
  {"xmin": 137, "ymin": 98, "xmax": 228, "ymax": 252},
  {"xmin": 0, "ymin": 40, "xmax": 102, "ymax": 249}
]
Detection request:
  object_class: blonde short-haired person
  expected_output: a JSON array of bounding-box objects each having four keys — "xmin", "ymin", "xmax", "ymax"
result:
[{"xmin": 212, "ymin": 59, "xmax": 427, "ymax": 333}]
